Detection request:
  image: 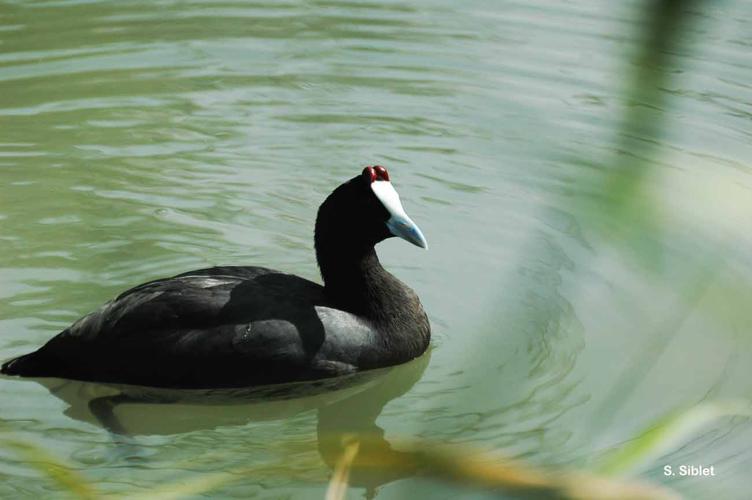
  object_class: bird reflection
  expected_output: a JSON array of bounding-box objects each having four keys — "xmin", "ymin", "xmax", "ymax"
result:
[{"xmin": 30, "ymin": 349, "xmax": 431, "ymax": 496}]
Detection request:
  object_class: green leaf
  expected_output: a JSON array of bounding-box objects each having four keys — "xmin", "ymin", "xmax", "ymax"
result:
[{"xmin": 595, "ymin": 400, "xmax": 752, "ymax": 476}]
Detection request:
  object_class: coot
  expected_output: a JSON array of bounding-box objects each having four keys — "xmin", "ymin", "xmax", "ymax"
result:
[{"xmin": 1, "ymin": 166, "xmax": 430, "ymax": 388}]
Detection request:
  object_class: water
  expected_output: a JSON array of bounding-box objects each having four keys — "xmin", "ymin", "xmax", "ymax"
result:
[{"xmin": 1, "ymin": 0, "xmax": 751, "ymax": 498}]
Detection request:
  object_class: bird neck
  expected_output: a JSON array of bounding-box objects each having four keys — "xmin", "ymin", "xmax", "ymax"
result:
[
  {"xmin": 316, "ymin": 242, "xmax": 395, "ymax": 318},
  {"xmin": 314, "ymin": 217, "xmax": 431, "ymax": 363},
  {"xmin": 312, "ymin": 184, "xmax": 417, "ymax": 325}
]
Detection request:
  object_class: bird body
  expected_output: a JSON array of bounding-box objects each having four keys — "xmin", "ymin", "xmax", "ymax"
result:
[{"xmin": 2, "ymin": 167, "xmax": 430, "ymax": 388}]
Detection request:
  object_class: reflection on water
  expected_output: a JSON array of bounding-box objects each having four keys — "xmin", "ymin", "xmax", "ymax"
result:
[
  {"xmin": 30, "ymin": 352, "xmax": 430, "ymax": 495},
  {"xmin": 1, "ymin": 0, "xmax": 752, "ymax": 498},
  {"xmin": 40, "ymin": 352, "xmax": 428, "ymax": 437}
]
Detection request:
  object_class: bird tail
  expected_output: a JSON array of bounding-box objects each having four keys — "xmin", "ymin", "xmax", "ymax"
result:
[{"xmin": 1, "ymin": 352, "xmax": 45, "ymax": 376}]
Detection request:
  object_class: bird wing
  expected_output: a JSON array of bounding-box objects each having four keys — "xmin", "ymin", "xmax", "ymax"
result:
[{"xmin": 34, "ymin": 267, "xmax": 365, "ymax": 387}]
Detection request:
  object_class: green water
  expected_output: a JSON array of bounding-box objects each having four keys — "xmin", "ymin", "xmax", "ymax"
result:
[{"xmin": 1, "ymin": 0, "xmax": 751, "ymax": 498}]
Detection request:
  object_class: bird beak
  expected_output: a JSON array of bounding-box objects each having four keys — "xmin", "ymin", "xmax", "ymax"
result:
[
  {"xmin": 386, "ymin": 214, "xmax": 428, "ymax": 249},
  {"xmin": 371, "ymin": 180, "xmax": 428, "ymax": 249}
]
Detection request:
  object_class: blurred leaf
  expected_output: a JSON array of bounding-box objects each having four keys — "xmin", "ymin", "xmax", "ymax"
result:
[
  {"xmin": 318, "ymin": 433, "xmax": 679, "ymax": 500},
  {"xmin": 595, "ymin": 400, "xmax": 752, "ymax": 476},
  {"xmin": 325, "ymin": 434, "xmax": 360, "ymax": 500},
  {"xmin": 587, "ymin": 259, "xmax": 719, "ymax": 435},
  {"xmin": 0, "ymin": 427, "xmax": 681, "ymax": 499},
  {"xmin": 1, "ymin": 436, "xmax": 98, "ymax": 500},
  {"xmin": 572, "ymin": 0, "xmax": 704, "ymax": 274},
  {"xmin": 604, "ymin": 0, "xmax": 701, "ymax": 210}
]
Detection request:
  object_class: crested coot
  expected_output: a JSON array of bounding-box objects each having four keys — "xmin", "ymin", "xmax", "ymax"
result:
[{"xmin": 1, "ymin": 166, "xmax": 430, "ymax": 388}]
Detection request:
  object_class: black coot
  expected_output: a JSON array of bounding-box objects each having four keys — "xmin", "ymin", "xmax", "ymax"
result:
[{"xmin": 1, "ymin": 166, "xmax": 430, "ymax": 388}]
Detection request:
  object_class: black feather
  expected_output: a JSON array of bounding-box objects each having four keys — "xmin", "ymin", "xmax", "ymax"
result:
[{"xmin": 1, "ymin": 173, "xmax": 430, "ymax": 388}]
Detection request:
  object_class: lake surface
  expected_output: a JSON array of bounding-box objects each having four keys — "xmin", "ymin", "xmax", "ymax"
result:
[{"xmin": 1, "ymin": 0, "xmax": 751, "ymax": 498}]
